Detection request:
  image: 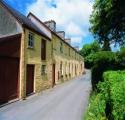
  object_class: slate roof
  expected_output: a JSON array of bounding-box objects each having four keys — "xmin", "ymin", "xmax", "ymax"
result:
[
  {"xmin": 28, "ymin": 13, "xmax": 82, "ymax": 55},
  {"xmin": 0, "ymin": 0, "xmax": 50, "ymax": 40}
]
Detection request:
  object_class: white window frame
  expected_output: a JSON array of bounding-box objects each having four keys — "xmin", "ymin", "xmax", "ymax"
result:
[{"xmin": 28, "ymin": 32, "xmax": 34, "ymax": 48}]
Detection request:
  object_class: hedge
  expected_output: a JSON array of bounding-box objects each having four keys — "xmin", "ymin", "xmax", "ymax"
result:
[
  {"xmin": 85, "ymin": 71, "xmax": 125, "ymax": 120},
  {"xmin": 91, "ymin": 51, "xmax": 125, "ymax": 90}
]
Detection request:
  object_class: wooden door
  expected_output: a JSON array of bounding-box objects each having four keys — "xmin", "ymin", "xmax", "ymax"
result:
[
  {"xmin": 26, "ymin": 65, "xmax": 34, "ymax": 96},
  {"xmin": 0, "ymin": 57, "xmax": 19, "ymax": 104},
  {"xmin": 52, "ymin": 64, "xmax": 55, "ymax": 87}
]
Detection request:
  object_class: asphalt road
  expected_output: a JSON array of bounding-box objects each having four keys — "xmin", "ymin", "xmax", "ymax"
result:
[{"xmin": 0, "ymin": 70, "xmax": 91, "ymax": 120}]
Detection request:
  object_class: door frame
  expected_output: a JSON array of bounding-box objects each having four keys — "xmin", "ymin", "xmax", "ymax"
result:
[{"xmin": 26, "ymin": 64, "xmax": 35, "ymax": 96}]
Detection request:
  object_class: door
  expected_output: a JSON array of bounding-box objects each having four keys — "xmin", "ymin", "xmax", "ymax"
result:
[
  {"xmin": 52, "ymin": 64, "xmax": 55, "ymax": 87},
  {"xmin": 0, "ymin": 57, "xmax": 19, "ymax": 104},
  {"xmin": 26, "ymin": 65, "xmax": 34, "ymax": 96}
]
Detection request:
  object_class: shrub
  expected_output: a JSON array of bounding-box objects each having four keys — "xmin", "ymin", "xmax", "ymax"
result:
[
  {"xmin": 116, "ymin": 47, "xmax": 125, "ymax": 67},
  {"xmin": 85, "ymin": 71, "xmax": 125, "ymax": 120},
  {"xmin": 80, "ymin": 41, "xmax": 101, "ymax": 57},
  {"xmin": 91, "ymin": 51, "xmax": 125, "ymax": 90},
  {"xmin": 85, "ymin": 53, "xmax": 97, "ymax": 69},
  {"xmin": 91, "ymin": 51, "xmax": 118, "ymax": 90},
  {"xmin": 98, "ymin": 71, "xmax": 125, "ymax": 119},
  {"xmin": 80, "ymin": 41, "xmax": 101, "ymax": 69},
  {"xmin": 84, "ymin": 92, "xmax": 106, "ymax": 120}
]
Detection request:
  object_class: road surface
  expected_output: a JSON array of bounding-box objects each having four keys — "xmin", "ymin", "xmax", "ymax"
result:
[{"xmin": 0, "ymin": 70, "xmax": 91, "ymax": 120}]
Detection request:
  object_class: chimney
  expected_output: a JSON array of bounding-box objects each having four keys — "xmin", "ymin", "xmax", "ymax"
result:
[
  {"xmin": 65, "ymin": 38, "xmax": 71, "ymax": 45},
  {"xmin": 56, "ymin": 31, "xmax": 65, "ymax": 39},
  {"xmin": 74, "ymin": 46, "xmax": 79, "ymax": 51},
  {"xmin": 44, "ymin": 20, "xmax": 56, "ymax": 31}
]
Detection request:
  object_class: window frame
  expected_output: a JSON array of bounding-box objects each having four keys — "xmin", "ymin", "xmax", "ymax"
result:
[
  {"xmin": 28, "ymin": 32, "xmax": 34, "ymax": 48},
  {"xmin": 41, "ymin": 39, "xmax": 46, "ymax": 60},
  {"xmin": 41, "ymin": 65, "xmax": 46, "ymax": 75},
  {"xmin": 60, "ymin": 42, "xmax": 63, "ymax": 53}
]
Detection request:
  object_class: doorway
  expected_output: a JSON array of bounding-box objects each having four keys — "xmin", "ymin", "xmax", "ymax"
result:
[
  {"xmin": 26, "ymin": 65, "xmax": 34, "ymax": 96},
  {"xmin": 52, "ymin": 64, "xmax": 55, "ymax": 87}
]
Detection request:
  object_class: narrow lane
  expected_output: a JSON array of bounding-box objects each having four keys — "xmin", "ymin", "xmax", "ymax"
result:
[{"xmin": 0, "ymin": 70, "xmax": 91, "ymax": 120}]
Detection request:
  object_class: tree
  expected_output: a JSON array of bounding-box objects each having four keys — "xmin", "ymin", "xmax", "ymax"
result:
[
  {"xmin": 90, "ymin": 0, "xmax": 125, "ymax": 50},
  {"xmin": 80, "ymin": 41, "xmax": 100, "ymax": 57},
  {"xmin": 80, "ymin": 41, "xmax": 101, "ymax": 68}
]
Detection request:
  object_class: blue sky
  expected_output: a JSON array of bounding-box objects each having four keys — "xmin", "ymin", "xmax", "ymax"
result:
[
  {"xmin": 5, "ymin": 0, "xmax": 94, "ymax": 49},
  {"xmin": 5, "ymin": 0, "xmax": 35, "ymax": 14}
]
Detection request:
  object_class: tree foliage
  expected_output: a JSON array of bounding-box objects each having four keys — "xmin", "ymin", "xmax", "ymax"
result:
[
  {"xmin": 90, "ymin": 0, "xmax": 125, "ymax": 50},
  {"xmin": 79, "ymin": 41, "xmax": 101, "ymax": 68},
  {"xmin": 80, "ymin": 41, "xmax": 100, "ymax": 57}
]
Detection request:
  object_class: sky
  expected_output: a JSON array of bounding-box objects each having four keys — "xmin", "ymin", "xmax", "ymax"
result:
[{"xmin": 5, "ymin": 0, "xmax": 94, "ymax": 49}]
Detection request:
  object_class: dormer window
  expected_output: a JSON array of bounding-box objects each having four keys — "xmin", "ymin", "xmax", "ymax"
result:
[{"xmin": 28, "ymin": 32, "xmax": 34, "ymax": 48}]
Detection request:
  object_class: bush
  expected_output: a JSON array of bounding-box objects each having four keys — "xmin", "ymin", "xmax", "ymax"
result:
[
  {"xmin": 116, "ymin": 47, "xmax": 125, "ymax": 67},
  {"xmin": 80, "ymin": 41, "xmax": 101, "ymax": 57},
  {"xmin": 84, "ymin": 92, "xmax": 106, "ymax": 120},
  {"xmin": 80, "ymin": 41, "xmax": 101, "ymax": 69},
  {"xmin": 85, "ymin": 71, "xmax": 125, "ymax": 120},
  {"xmin": 85, "ymin": 53, "xmax": 97, "ymax": 69},
  {"xmin": 98, "ymin": 71, "xmax": 125, "ymax": 119},
  {"xmin": 91, "ymin": 51, "xmax": 118, "ymax": 90},
  {"xmin": 91, "ymin": 51, "xmax": 125, "ymax": 90}
]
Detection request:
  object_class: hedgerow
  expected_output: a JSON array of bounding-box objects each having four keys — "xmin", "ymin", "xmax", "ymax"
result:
[{"xmin": 85, "ymin": 71, "xmax": 125, "ymax": 120}]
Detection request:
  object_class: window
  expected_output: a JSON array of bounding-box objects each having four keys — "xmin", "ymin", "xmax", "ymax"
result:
[
  {"xmin": 28, "ymin": 32, "xmax": 34, "ymax": 48},
  {"xmin": 60, "ymin": 62, "xmax": 63, "ymax": 75},
  {"xmin": 69, "ymin": 48, "xmax": 70, "ymax": 56},
  {"xmin": 41, "ymin": 65, "xmax": 46, "ymax": 75},
  {"xmin": 75, "ymin": 65, "xmax": 77, "ymax": 75},
  {"xmin": 41, "ymin": 39, "xmax": 46, "ymax": 60},
  {"xmin": 69, "ymin": 63, "xmax": 70, "ymax": 73},
  {"xmin": 60, "ymin": 42, "xmax": 63, "ymax": 53}
]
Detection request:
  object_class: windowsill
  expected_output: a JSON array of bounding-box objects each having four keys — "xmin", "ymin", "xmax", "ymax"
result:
[
  {"xmin": 27, "ymin": 46, "xmax": 34, "ymax": 49},
  {"xmin": 41, "ymin": 74, "xmax": 46, "ymax": 75},
  {"xmin": 53, "ymin": 48, "xmax": 56, "ymax": 51},
  {"xmin": 41, "ymin": 59, "xmax": 46, "ymax": 62},
  {"xmin": 41, "ymin": 73, "xmax": 47, "ymax": 76}
]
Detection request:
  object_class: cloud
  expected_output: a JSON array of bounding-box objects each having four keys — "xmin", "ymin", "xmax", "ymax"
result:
[
  {"xmin": 71, "ymin": 37, "xmax": 83, "ymax": 44},
  {"xmin": 26, "ymin": 0, "xmax": 93, "ymax": 47},
  {"xmin": 66, "ymin": 22, "xmax": 86, "ymax": 37}
]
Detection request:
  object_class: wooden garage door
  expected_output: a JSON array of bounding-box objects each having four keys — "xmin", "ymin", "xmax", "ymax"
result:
[
  {"xmin": 0, "ymin": 57, "xmax": 19, "ymax": 104},
  {"xmin": 26, "ymin": 65, "xmax": 34, "ymax": 96}
]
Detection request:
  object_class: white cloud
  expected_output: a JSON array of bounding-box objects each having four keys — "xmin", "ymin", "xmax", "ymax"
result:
[
  {"xmin": 26, "ymin": 0, "xmax": 93, "ymax": 47},
  {"xmin": 71, "ymin": 37, "xmax": 83, "ymax": 44},
  {"xmin": 66, "ymin": 22, "xmax": 86, "ymax": 37}
]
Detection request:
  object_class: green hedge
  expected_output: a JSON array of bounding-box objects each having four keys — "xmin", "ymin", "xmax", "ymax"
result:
[
  {"xmin": 84, "ymin": 92, "xmax": 106, "ymax": 120},
  {"xmin": 91, "ymin": 51, "xmax": 125, "ymax": 90},
  {"xmin": 85, "ymin": 71, "xmax": 125, "ymax": 120}
]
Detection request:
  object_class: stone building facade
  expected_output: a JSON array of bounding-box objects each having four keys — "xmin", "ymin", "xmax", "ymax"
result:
[{"xmin": 0, "ymin": 1, "xmax": 84, "ymax": 104}]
